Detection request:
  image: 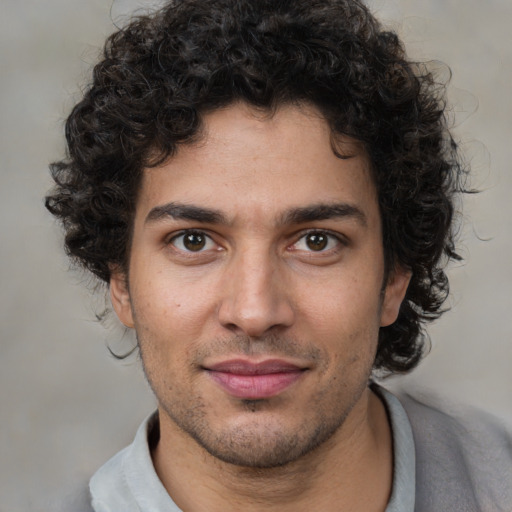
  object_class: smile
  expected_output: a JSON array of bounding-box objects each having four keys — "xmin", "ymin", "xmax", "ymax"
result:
[{"xmin": 204, "ymin": 359, "xmax": 307, "ymax": 399}]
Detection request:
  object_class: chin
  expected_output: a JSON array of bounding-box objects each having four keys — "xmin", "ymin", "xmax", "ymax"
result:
[{"xmin": 179, "ymin": 410, "xmax": 347, "ymax": 469}]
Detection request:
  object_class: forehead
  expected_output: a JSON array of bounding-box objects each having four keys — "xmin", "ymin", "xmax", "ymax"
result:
[{"xmin": 137, "ymin": 103, "xmax": 378, "ymax": 226}]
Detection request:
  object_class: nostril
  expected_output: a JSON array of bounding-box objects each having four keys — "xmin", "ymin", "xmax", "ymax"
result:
[{"xmin": 218, "ymin": 299, "xmax": 295, "ymax": 338}]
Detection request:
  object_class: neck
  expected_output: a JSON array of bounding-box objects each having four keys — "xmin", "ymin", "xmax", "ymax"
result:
[{"xmin": 153, "ymin": 387, "xmax": 392, "ymax": 512}]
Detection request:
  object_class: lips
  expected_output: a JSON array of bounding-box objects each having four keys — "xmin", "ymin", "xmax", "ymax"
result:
[{"xmin": 204, "ymin": 359, "xmax": 306, "ymax": 399}]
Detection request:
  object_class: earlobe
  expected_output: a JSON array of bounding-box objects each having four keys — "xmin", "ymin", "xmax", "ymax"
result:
[
  {"xmin": 109, "ymin": 269, "xmax": 135, "ymax": 329},
  {"xmin": 380, "ymin": 267, "xmax": 411, "ymax": 327}
]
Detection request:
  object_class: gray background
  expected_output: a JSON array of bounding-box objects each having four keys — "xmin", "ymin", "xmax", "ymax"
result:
[{"xmin": 1, "ymin": 0, "xmax": 511, "ymax": 510}]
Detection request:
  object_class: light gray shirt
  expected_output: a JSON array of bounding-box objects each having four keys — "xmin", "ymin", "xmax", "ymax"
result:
[{"xmin": 89, "ymin": 386, "xmax": 417, "ymax": 511}]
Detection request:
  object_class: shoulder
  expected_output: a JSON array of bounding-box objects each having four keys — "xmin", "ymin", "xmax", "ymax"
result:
[
  {"xmin": 395, "ymin": 389, "xmax": 512, "ymax": 512},
  {"xmin": 89, "ymin": 412, "xmax": 158, "ymax": 512},
  {"xmin": 89, "ymin": 445, "xmax": 137, "ymax": 512},
  {"xmin": 89, "ymin": 412, "xmax": 179, "ymax": 512}
]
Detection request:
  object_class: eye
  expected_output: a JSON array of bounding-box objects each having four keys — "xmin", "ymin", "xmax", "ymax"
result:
[
  {"xmin": 169, "ymin": 231, "xmax": 217, "ymax": 252},
  {"xmin": 292, "ymin": 231, "xmax": 342, "ymax": 252}
]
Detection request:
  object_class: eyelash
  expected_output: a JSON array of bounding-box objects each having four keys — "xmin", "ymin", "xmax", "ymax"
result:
[
  {"xmin": 167, "ymin": 229, "xmax": 346, "ymax": 255},
  {"xmin": 167, "ymin": 230, "xmax": 218, "ymax": 253},
  {"xmin": 289, "ymin": 230, "xmax": 346, "ymax": 254}
]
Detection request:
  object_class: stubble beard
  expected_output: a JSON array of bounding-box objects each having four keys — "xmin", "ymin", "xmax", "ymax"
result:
[
  {"xmin": 161, "ymin": 387, "xmax": 355, "ymax": 469},
  {"xmin": 139, "ymin": 334, "xmax": 373, "ymax": 469}
]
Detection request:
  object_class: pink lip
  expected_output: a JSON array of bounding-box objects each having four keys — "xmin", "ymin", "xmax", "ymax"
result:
[{"xmin": 205, "ymin": 359, "xmax": 306, "ymax": 399}]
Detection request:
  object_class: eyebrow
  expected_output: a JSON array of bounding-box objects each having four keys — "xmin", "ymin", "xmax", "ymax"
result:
[
  {"xmin": 279, "ymin": 203, "xmax": 367, "ymax": 227},
  {"xmin": 145, "ymin": 202, "xmax": 227, "ymax": 225},
  {"xmin": 145, "ymin": 201, "xmax": 366, "ymax": 227}
]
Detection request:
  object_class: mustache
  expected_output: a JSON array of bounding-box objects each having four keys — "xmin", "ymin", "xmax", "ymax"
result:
[{"xmin": 189, "ymin": 333, "xmax": 325, "ymax": 365}]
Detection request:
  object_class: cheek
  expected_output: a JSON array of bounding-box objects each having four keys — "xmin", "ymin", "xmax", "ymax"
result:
[
  {"xmin": 130, "ymin": 276, "xmax": 222, "ymax": 385},
  {"xmin": 295, "ymin": 277, "xmax": 383, "ymax": 376},
  {"xmin": 298, "ymin": 274, "xmax": 382, "ymax": 334},
  {"xmin": 132, "ymin": 266, "xmax": 218, "ymax": 330}
]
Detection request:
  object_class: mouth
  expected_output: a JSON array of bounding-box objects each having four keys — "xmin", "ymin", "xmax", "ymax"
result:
[{"xmin": 203, "ymin": 359, "xmax": 307, "ymax": 399}]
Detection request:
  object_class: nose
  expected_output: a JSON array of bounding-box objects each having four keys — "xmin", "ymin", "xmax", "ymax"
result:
[{"xmin": 217, "ymin": 247, "xmax": 295, "ymax": 337}]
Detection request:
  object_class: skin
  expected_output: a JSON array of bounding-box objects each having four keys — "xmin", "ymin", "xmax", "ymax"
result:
[{"xmin": 110, "ymin": 102, "xmax": 410, "ymax": 511}]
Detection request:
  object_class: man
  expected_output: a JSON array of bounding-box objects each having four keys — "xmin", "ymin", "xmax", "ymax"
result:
[{"xmin": 45, "ymin": 0, "xmax": 511, "ymax": 510}]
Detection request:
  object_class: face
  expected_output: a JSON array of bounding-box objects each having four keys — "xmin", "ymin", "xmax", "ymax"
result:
[{"xmin": 111, "ymin": 103, "xmax": 409, "ymax": 468}]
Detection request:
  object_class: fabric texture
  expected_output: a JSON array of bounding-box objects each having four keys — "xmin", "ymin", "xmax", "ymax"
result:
[
  {"xmin": 87, "ymin": 387, "xmax": 512, "ymax": 512},
  {"xmin": 376, "ymin": 386, "xmax": 416, "ymax": 511},
  {"xmin": 398, "ymin": 391, "xmax": 512, "ymax": 512}
]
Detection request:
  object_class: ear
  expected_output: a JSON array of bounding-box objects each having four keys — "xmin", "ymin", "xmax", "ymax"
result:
[
  {"xmin": 380, "ymin": 267, "xmax": 411, "ymax": 327},
  {"xmin": 109, "ymin": 268, "xmax": 135, "ymax": 329}
]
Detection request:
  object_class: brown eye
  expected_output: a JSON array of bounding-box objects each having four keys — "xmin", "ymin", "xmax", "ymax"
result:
[
  {"xmin": 170, "ymin": 231, "xmax": 215, "ymax": 252},
  {"xmin": 305, "ymin": 233, "xmax": 328, "ymax": 251},
  {"xmin": 183, "ymin": 232, "xmax": 206, "ymax": 251},
  {"xmin": 292, "ymin": 231, "xmax": 342, "ymax": 254}
]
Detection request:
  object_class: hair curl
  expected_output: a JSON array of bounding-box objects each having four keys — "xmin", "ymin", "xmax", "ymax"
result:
[{"xmin": 46, "ymin": 0, "xmax": 466, "ymax": 374}]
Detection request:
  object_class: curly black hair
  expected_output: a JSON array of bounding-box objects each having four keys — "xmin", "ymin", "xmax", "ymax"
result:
[{"xmin": 45, "ymin": 0, "xmax": 466, "ymax": 374}]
